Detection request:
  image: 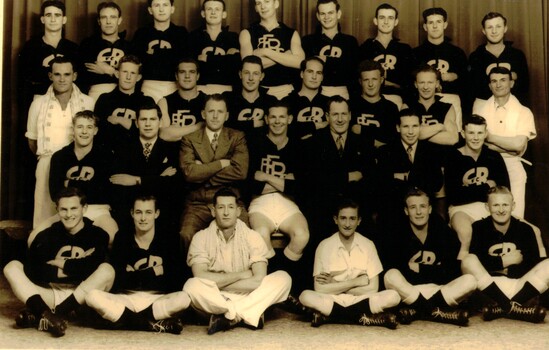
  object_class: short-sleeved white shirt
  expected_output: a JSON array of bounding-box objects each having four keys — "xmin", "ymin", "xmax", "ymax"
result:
[{"xmin": 313, "ymin": 232, "xmax": 383, "ymax": 281}]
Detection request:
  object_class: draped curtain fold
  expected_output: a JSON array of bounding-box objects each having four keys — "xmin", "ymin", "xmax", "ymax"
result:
[{"xmin": 2, "ymin": 0, "xmax": 548, "ymax": 232}]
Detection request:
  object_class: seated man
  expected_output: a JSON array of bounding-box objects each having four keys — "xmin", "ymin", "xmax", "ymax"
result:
[
  {"xmin": 248, "ymin": 99, "xmax": 309, "ymax": 292},
  {"xmin": 445, "ymin": 115, "xmax": 509, "ymax": 259},
  {"xmin": 85, "ymin": 195, "xmax": 190, "ymax": 334},
  {"xmin": 383, "ymin": 188, "xmax": 476, "ymax": 326},
  {"xmin": 462, "ymin": 186, "xmax": 548, "ymax": 323},
  {"xmin": 183, "ymin": 188, "xmax": 291, "ymax": 334},
  {"xmin": 179, "ymin": 93, "xmax": 249, "ymax": 250},
  {"xmin": 299, "ymin": 198, "xmax": 400, "ymax": 329},
  {"xmin": 3, "ymin": 187, "xmax": 113, "ymax": 337}
]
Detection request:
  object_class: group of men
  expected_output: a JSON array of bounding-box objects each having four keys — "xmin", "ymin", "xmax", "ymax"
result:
[{"xmin": 7, "ymin": 0, "xmax": 547, "ymax": 339}]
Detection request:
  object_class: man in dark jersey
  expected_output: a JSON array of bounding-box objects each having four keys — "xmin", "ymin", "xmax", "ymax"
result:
[
  {"xmin": 131, "ymin": 0, "xmax": 188, "ymax": 102},
  {"xmin": 287, "ymin": 56, "xmax": 329, "ymax": 140},
  {"xmin": 3, "ymin": 187, "xmax": 113, "ymax": 337},
  {"xmin": 462, "ymin": 186, "xmax": 548, "ymax": 323},
  {"xmin": 158, "ymin": 58, "xmax": 205, "ymax": 143},
  {"xmin": 358, "ymin": 3, "xmax": 416, "ymax": 108},
  {"xmin": 413, "ymin": 7, "xmax": 468, "ymax": 112},
  {"xmin": 445, "ymin": 115, "xmax": 509, "ymax": 259},
  {"xmin": 239, "ymin": 0, "xmax": 305, "ymax": 99},
  {"xmin": 85, "ymin": 195, "xmax": 190, "ymax": 334},
  {"xmin": 94, "ymin": 55, "xmax": 150, "ymax": 152},
  {"xmin": 80, "ymin": 2, "xmax": 130, "ymax": 100},
  {"xmin": 189, "ymin": 0, "xmax": 240, "ymax": 95},
  {"xmin": 469, "ymin": 12, "xmax": 529, "ymax": 107},
  {"xmin": 351, "ymin": 60, "xmax": 399, "ymax": 149},
  {"xmin": 383, "ymin": 188, "xmax": 475, "ymax": 326},
  {"xmin": 302, "ymin": 0, "xmax": 359, "ymax": 99}
]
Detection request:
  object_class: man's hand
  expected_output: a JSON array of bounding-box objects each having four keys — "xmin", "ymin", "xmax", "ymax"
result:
[
  {"xmin": 348, "ymin": 171, "xmax": 363, "ymax": 182},
  {"xmin": 502, "ymin": 250, "xmax": 523, "ymax": 267},
  {"xmin": 160, "ymin": 166, "xmax": 177, "ymax": 177},
  {"xmin": 85, "ymin": 61, "xmax": 116, "ymax": 76},
  {"xmin": 47, "ymin": 258, "xmax": 66, "ymax": 269},
  {"xmin": 440, "ymin": 72, "xmax": 458, "ymax": 82},
  {"xmin": 220, "ymin": 159, "xmax": 231, "ymax": 168},
  {"xmin": 107, "ymin": 115, "xmax": 120, "ymax": 125},
  {"xmin": 408, "ymin": 261, "xmax": 420, "ymax": 273},
  {"xmin": 315, "ymin": 272, "xmax": 335, "ymax": 285},
  {"xmin": 354, "ymin": 274, "xmax": 370, "ymax": 287},
  {"xmin": 110, "ymin": 174, "xmax": 139, "ymax": 186},
  {"xmin": 254, "ymin": 171, "xmax": 268, "ymax": 182}
]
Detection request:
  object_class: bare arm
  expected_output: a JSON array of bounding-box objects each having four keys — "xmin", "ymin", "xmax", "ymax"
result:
[
  {"xmin": 345, "ymin": 275, "xmax": 379, "ymax": 296},
  {"xmin": 157, "ymin": 97, "xmax": 172, "ymax": 128},
  {"xmin": 486, "ymin": 133, "xmax": 528, "ymax": 156},
  {"xmin": 191, "ymin": 263, "xmax": 253, "ymax": 289},
  {"xmin": 314, "ymin": 272, "xmax": 371, "ymax": 295},
  {"xmin": 160, "ymin": 123, "xmax": 203, "ymax": 142},
  {"xmin": 223, "ymin": 261, "xmax": 267, "ymax": 293},
  {"xmin": 254, "ymin": 32, "xmax": 305, "ymax": 69},
  {"xmin": 425, "ymin": 106, "xmax": 458, "ymax": 145}
]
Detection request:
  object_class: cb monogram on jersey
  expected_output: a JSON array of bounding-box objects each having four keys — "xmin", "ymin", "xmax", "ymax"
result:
[
  {"xmin": 127, "ymin": 255, "xmax": 163, "ymax": 276},
  {"xmin": 489, "ymin": 242, "xmax": 518, "ymax": 257},
  {"xmin": 260, "ymin": 155, "xmax": 286, "ymax": 177},
  {"xmin": 171, "ymin": 110, "xmax": 197, "ymax": 126},
  {"xmin": 66, "ymin": 166, "xmax": 95, "ymax": 181},
  {"xmin": 147, "ymin": 40, "xmax": 172, "ymax": 55},
  {"xmin": 374, "ymin": 54, "xmax": 397, "ymax": 70},
  {"xmin": 258, "ymin": 34, "xmax": 284, "ymax": 52},
  {"xmin": 297, "ymin": 107, "xmax": 324, "ymax": 123},
  {"xmin": 319, "ymin": 45, "xmax": 342, "ymax": 59},
  {"xmin": 97, "ymin": 48, "xmax": 125, "ymax": 68},
  {"xmin": 462, "ymin": 167, "xmax": 489, "ymax": 186},
  {"xmin": 427, "ymin": 59, "xmax": 450, "ymax": 74},
  {"xmin": 409, "ymin": 250, "xmax": 437, "ymax": 266},
  {"xmin": 357, "ymin": 114, "xmax": 380, "ymax": 128}
]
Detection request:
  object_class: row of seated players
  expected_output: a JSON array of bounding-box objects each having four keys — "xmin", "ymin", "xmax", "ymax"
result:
[
  {"xmin": 3, "ymin": 184, "xmax": 549, "ymax": 338},
  {"xmin": 19, "ymin": 1, "xmax": 529, "ymax": 115}
]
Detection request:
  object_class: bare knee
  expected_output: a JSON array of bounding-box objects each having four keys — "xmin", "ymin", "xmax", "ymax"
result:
[
  {"xmin": 383, "ymin": 269, "xmax": 404, "ymax": 289},
  {"xmin": 298, "ymin": 290, "xmax": 316, "ymax": 308},
  {"xmin": 460, "ymin": 274, "xmax": 478, "ymax": 293},
  {"xmin": 461, "ymin": 254, "xmax": 481, "ymax": 275},
  {"xmin": 3, "ymin": 260, "xmax": 24, "ymax": 281}
]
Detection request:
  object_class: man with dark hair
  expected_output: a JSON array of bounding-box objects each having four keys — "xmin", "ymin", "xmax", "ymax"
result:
[
  {"xmin": 85, "ymin": 195, "xmax": 190, "ymax": 334},
  {"xmin": 26, "ymin": 57, "xmax": 95, "ymax": 228},
  {"xmin": 110, "ymin": 99, "xmax": 183, "ymax": 233},
  {"xmin": 383, "ymin": 188, "xmax": 475, "ymax": 326},
  {"xmin": 351, "ymin": 59, "xmax": 399, "ymax": 148},
  {"xmin": 473, "ymin": 66, "xmax": 536, "ymax": 218},
  {"xmin": 301, "ymin": 0, "xmax": 359, "ymax": 99},
  {"xmin": 184, "ymin": 188, "xmax": 291, "ymax": 334},
  {"xmin": 287, "ymin": 56, "xmax": 329, "ymax": 140},
  {"xmin": 158, "ymin": 58, "xmax": 205, "ymax": 143},
  {"xmin": 131, "ymin": 0, "xmax": 188, "ymax": 102},
  {"xmin": 469, "ymin": 12, "xmax": 529, "ymax": 106},
  {"xmin": 80, "ymin": 1, "xmax": 131, "ymax": 100},
  {"xmin": 358, "ymin": 3, "xmax": 416, "ymax": 107},
  {"xmin": 462, "ymin": 186, "xmax": 548, "ymax": 323},
  {"xmin": 179, "ymin": 94, "xmax": 249, "ymax": 250},
  {"xmin": 226, "ymin": 55, "xmax": 271, "ymax": 138},
  {"xmin": 299, "ymin": 198, "xmax": 399, "ymax": 329},
  {"xmin": 445, "ymin": 115, "xmax": 509, "ymax": 259},
  {"xmin": 413, "ymin": 7, "xmax": 468, "ymax": 109},
  {"xmin": 3, "ymin": 187, "xmax": 113, "ymax": 337},
  {"xmin": 188, "ymin": 0, "xmax": 240, "ymax": 94},
  {"xmin": 239, "ymin": 0, "xmax": 305, "ymax": 99}
]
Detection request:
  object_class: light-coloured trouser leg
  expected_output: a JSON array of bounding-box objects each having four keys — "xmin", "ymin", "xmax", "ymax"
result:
[
  {"xmin": 503, "ymin": 157, "xmax": 526, "ymax": 218},
  {"xmin": 33, "ymin": 155, "xmax": 56, "ymax": 228},
  {"xmin": 3, "ymin": 260, "xmax": 56, "ymax": 309},
  {"xmin": 184, "ymin": 271, "xmax": 291, "ymax": 327},
  {"xmin": 299, "ymin": 289, "xmax": 400, "ymax": 316}
]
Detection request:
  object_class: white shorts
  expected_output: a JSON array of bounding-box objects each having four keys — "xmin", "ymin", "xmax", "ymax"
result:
[
  {"xmin": 85, "ymin": 204, "xmax": 112, "ymax": 221},
  {"xmin": 197, "ymin": 84, "xmax": 233, "ymax": 95},
  {"xmin": 415, "ymin": 283, "xmax": 442, "ymax": 300},
  {"xmin": 493, "ymin": 276, "xmax": 524, "ymax": 299},
  {"xmin": 321, "ymin": 86, "xmax": 349, "ymax": 100},
  {"xmin": 141, "ymin": 80, "xmax": 178, "ymax": 103},
  {"xmin": 448, "ymin": 202, "xmax": 490, "ymax": 221},
  {"xmin": 50, "ymin": 283, "xmax": 75, "ymax": 308},
  {"xmin": 116, "ymin": 291, "xmax": 164, "ymax": 313},
  {"xmin": 263, "ymin": 84, "xmax": 294, "ymax": 100},
  {"xmin": 249, "ymin": 193, "xmax": 301, "ymax": 229},
  {"xmin": 88, "ymin": 83, "xmax": 117, "ymax": 102}
]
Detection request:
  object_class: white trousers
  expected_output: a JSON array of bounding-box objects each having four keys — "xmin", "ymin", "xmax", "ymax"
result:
[
  {"xmin": 503, "ymin": 157, "xmax": 527, "ymax": 218},
  {"xmin": 34, "ymin": 155, "xmax": 56, "ymax": 228}
]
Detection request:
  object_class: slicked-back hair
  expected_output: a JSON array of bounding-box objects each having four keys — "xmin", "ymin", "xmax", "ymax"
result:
[
  {"xmin": 148, "ymin": 0, "xmax": 174, "ymax": 7},
  {"xmin": 202, "ymin": 0, "xmax": 226, "ymax": 11},
  {"xmin": 326, "ymin": 95, "xmax": 349, "ymax": 112},
  {"xmin": 133, "ymin": 194, "xmax": 158, "ymax": 211},
  {"xmin": 422, "ymin": 7, "xmax": 447, "ymax": 23},
  {"xmin": 404, "ymin": 187, "xmax": 430, "ymax": 207},
  {"xmin": 300, "ymin": 56, "xmax": 325, "ymax": 72},
  {"xmin": 399, "ymin": 108, "xmax": 420, "ymax": 124},
  {"xmin": 481, "ymin": 12, "xmax": 507, "ymax": 27},
  {"xmin": 462, "ymin": 114, "xmax": 487, "ymax": 130},
  {"xmin": 241, "ymin": 55, "xmax": 264, "ymax": 72},
  {"xmin": 73, "ymin": 110, "xmax": 99, "ymax": 127},
  {"xmin": 138, "ymin": 98, "xmax": 161, "ymax": 118},
  {"xmin": 97, "ymin": 1, "xmax": 122, "ymax": 17},
  {"xmin": 316, "ymin": 0, "xmax": 340, "ymax": 12},
  {"xmin": 176, "ymin": 57, "xmax": 200, "ymax": 74},
  {"xmin": 212, "ymin": 187, "xmax": 238, "ymax": 206},
  {"xmin": 203, "ymin": 93, "xmax": 228, "ymax": 110},
  {"xmin": 118, "ymin": 54, "xmax": 142, "ymax": 73},
  {"xmin": 375, "ymin": 3, "xmax": 398, "ymax": 19},
  {"xmin": 487, "ymin": 185, "xmax": 513, "ymax": 201},
  {"xmin": 488, "ymin": 66, "xmax": 512, "ymax": 80},
  {"xmin": 413, "ymin": 64, "xmax": 441, "ymax": 81},
  {"xmin": 41, "ymin": 0, "xmax": 65, "ymax": 16},
  {"xmin": 357, "ymin": 59, "xmax": 385, "ymax": 77},
  {"xmin": 49, "ymin": 56, "xmax": 74, "ymax": 72},
  {"xmin": 334, "ymin": 197, "xmax": 360, "ymax": 217},
  {"xmin": 55, "ymin": 187, "xmax": 87, "ymax": 206}
]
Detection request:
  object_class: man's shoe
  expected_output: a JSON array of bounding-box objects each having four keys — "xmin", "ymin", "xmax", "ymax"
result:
[
  {"xmin": 357, "ymin": 312, "xmax": 397, "ymax": 329},
  {"xmin": 311, "ymin": 312, "xmax": 330, "ymax": 328},
  {"xmin": 427, "ymin": 307, "xmax": 468, "ymax": 326},
  {"xmin": 148, "ymin": 318, "xmax": 183, "ymax": 334},
  {"xmin": 38, "ymin": 310, "xmax": 67, "ymax": 337},
  {"xmin": 397, "ymin": 307, "xmax": 420, "ymax": 325},
  {"xmin": 482, "ymin": 305, "xmax": 505, "ymax": 321},
  {"xmin": 507, "ymin": 302, "xmax": 546, "ymax": 323},
  {"xmin": 207, "ymin": 314, "xmax": 233, "ymax": 335},
  {"xmin": 280, "ymin": 294, "xmax": 309, "ymax": 315},
  {"xmin": 15, "ymin": 309, "xmax": 38, "ymax": 328}
]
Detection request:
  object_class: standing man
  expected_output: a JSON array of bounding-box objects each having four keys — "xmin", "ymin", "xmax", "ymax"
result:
[
  {"xmin": 85, "ymin": 195, "xmax": 190, "ymax": 334},
  {"xmin": 179, "ymin": 94, "xmax": 249, "ymax": 250},
  {"xmin": 158, "ymin": 58, "xmax": 205, "ymax": 143},
  {"xmin": 445, "ymin": 115, "xmax": 509, "ymax": 259},
  {"xmin": 358, "ymin": 3, "xmax": 416, "ymax": 107},
  {"xmin": 351, "ymin": 59, "xmax": 399, "ymax": 148},
  {"xmin": 26, "ymin": 57, "xmax": 95, "ymax": 228},
  {"xmin": 383, "ymin": 189, "xmax": 475, "ymax": 326},
  {"xmin": 239, "ymin": 0, "xmax": 305, "ymax": 99},
  {"xmin": 3, "ymin": 187, "xmax": 113, "ymax": 337},
  {"xmin": 131, "ymin": 0, "xmax": 188, "ymax": 102},
  {"xmin": 189, "ymin": 0, "xmax": 240, "ymax": 94},
  {"xmin": 462, "ymin": 186, "xmax": 548, "ymax": 323},
  {"xmin": 299, "ymin": 199, "xmax": 400, "ymax": 329},
  {"xmin": 184, "ymin": 188, "xmax": 291, "ymax": 334},
  {"xmin": 80, "ymin": 2, "xmax": 130, "ymax": 100},
  {"xmin": 469, "ymin": 12, "xmax": 529, "ymax": 107},
  {"xmin": 302, "ymin": 0, "xmax": 359, "ymax": 99},
  {"xmin": 473, "ymin": 66, "xmax": 536, "ymax": 218}
]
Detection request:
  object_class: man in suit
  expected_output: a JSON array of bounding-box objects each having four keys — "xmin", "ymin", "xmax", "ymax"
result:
[
  {"xmin": 109, "ymin": 98, "xmax": 183, "ymax": 233},
  {"xmin": 304, "ymin": 95, "xmax": 376, "ymax": 244},
  {"xmin": 179, "ymin": 94, "xmax": 249, "ymax": 251}
]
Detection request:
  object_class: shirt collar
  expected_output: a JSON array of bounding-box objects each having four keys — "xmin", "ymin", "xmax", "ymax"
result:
[
  {"xmin": 331, "ymin": 131, "xmax": 347, "ymax": 144},
  {"xmin": 140, "ymin": 136, "xmax": 158, "ymax": 148},
  {"xmin": 206, "ymin": 127, "xmax": 222, "ymax": 143}
]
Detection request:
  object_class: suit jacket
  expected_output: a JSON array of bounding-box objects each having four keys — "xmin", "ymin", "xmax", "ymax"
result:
[{"xmin": 180, "ymin": 126, "xmax": 248, "ymax": 202}]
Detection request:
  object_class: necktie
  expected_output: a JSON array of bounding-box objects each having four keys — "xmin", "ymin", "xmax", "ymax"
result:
[
  {"xmin": 211, "ymin": 132, "xmax": 218, "ymax": 152},
  {"xmin": 407, "ymin": 145, "xmax": 414, "ymax": 163},
  {"xmin": 143, "ymin": 142, "xmax": 152, "ymax": 160},
  {"xmin": 336, "ymin": 135, "xmax": 344, "ymax": 157}
]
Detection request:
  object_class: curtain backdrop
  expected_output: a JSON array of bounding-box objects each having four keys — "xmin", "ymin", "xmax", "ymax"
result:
[{"xmin": 2, "ymin": 0, "xmax": 548, "ymax": 233}]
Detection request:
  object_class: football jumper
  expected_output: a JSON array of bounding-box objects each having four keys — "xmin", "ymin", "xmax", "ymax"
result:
[
  {"xmin": 225, "ymin": 89, "xmax": 271, "ymax": 138},
  {"xmin": 164, "ymin": 90, "xmax": 206, "ymax": 128},
  {"xmin": 188, "ymin": 26, "xmax": 240, "ymax": 87},
  {"xmin": 287, "ymin": 91, "xmax": 328, "ymax": 140},
  {"xmin": 350, "ymin": 95, "xmax": 399, "ymax": 147}
]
